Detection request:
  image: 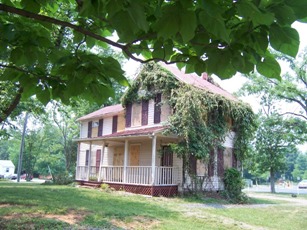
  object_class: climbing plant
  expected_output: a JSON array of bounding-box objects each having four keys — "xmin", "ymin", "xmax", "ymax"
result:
[{"xmin": 122, "ymin": 63, "xmax": 256, "ymax": 165}]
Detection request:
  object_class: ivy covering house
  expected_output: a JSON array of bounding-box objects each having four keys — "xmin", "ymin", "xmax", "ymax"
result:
[{"xmin": 75, "ymin": 63, "xmax": 256, "ymax": 196}]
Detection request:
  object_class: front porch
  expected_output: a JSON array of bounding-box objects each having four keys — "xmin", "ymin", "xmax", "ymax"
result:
[
  {"xmin": 75, "ymin": 130, "xmax": 181, "ymax": 196},
  {"xmin": 76, "ymin": 166, "xmax": 179, "ymax": 196}
]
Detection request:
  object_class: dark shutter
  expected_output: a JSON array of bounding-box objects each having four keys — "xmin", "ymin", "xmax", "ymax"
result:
[
  {"xmin": 87, "ymin": 121, "xmax": 92, "ymax": 138},
  {"xmin": 161, "ymin": 146, "xmax": 173, "ymax": 166},
  {"xmin": 85, "ymin": 150, "xmax": 89, "ymax": 166},
  {"xmin": 125, "ymin": 104, "xmax": 132, "ymax": 127},
  {"xmin": 154, "ymin": 93, "xmax": 161, "ymax": 124},
  {"xmin": 189, "ymin": 155, "xmax": 197, "ymax": 175},
  {"xmin": 112, "ymin": 115, "xmax": 118, "ymax": 133},
  {"xmin": 141, "ymin": 100, "xmax": 149, "ymax": 126},
  {"xmin": 217, "ymin": 148, "xmax": 224, "ymax": 177},
  {"xmin": 98, "ymin": 119, "xmax": 103, "ymax": 137},
  {"xmin": 232, "ymin": 151, "xmax": 237, "ymax": 168},
  {"xmin": 208, "ymin": 150, "xmax": 214, "ymax": 177}
]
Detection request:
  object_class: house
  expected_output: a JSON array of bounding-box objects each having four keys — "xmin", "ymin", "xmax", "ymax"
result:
[
  {"xmin": 75, "ymin": 63, "xmax": 253, "ymax": 196},
  {"xmin": 0, "ymin": 160, "xmax": 15, "ymax": 178}
]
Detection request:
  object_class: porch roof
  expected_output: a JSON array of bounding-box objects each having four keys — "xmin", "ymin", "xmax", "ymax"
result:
[{"xmin": 75, "ymin": 126, "xmax": 167, "ymax": 142}]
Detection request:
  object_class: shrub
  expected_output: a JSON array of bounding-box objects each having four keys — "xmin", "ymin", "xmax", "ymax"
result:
[{"xmin": 223, "ymin": 168, "xmax": 248, "ymax": 203}]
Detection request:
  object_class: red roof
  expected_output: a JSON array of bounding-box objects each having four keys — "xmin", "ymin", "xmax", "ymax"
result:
[
  {"xmin": 161, "ymin": 63, "xmax": 238, "ymax": 101},
  {"xmin": 77, "ymin": 104, "xmax": 124, "ymax": 121}
]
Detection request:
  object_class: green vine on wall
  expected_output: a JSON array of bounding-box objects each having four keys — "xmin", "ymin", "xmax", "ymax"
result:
[{"xmin": 122, "ymin": 62, "xmax": 256, "ymax": 163}]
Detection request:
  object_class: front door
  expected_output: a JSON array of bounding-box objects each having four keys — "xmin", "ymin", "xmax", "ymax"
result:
[
  {"xmin": 96, "ymin": 150, "xmax": 101, "ymax": 173},
  {"xmin": 161, "ymin": 146, "xmax": 173, "ymax": 184},
  {"xmin": 129, "ymin": 144, "xmax": 140, "ymax": 166}
]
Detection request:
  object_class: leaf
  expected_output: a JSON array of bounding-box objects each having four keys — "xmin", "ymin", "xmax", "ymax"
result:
[
  {"xmin": 127, "ymin": 1, "xmax": 149, "ymax": 32},
  {"xmin": 179, "ymin": 10, "xmax": 197, "ymax": 42},
  {"xmin": 286, "ymin": 0, "xmax": 307, "ymax": 19},
  {"xmin": 269, "ymin": 24, "xmax": 299, "ymax": 58},
  {"xmin": 256, "ymin": 53, "xmax": 281, "ymax": 80},
  {"xmin": 269, "ymin": 4, "xmax": 296, "ymax": 25},
  {"xmin": 21, "ymin": 0, "xmax": 41, "ymax": 14},
  {"xmin": 199, "ymin": 11, "xmax": 229, "ymax": 43}
]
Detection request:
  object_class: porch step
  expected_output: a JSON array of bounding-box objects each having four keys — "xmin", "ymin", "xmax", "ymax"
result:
[{"xmin": 76, "ymin": 180, "xmax": 101, "ymax": 188}]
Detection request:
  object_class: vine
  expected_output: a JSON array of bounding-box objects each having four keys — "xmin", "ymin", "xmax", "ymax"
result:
[{"xmin": 122, "ymin": 63, "xmax": 256, "ymax": 164}]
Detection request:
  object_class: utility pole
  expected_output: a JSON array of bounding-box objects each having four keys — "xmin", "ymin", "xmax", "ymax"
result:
[{"xmin": 17, "ymin": 112, "xmax": 28, "ymax": 182}]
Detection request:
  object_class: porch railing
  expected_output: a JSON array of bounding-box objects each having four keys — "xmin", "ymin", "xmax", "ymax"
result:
[{"xmin": 76, "ymin": 166, "xmax": 178, "ymax": 185}]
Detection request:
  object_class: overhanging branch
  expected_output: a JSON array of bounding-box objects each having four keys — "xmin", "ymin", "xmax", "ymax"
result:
[{"xmin": 0, "ymin": 3, "xmax": 182, "ymax": 65}]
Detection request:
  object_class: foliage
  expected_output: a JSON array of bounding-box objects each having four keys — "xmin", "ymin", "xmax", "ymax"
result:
[
  {"xmin": 250, "ymin": 113, "xmax": 307, "ymax": 192},
  {"xmin": 52, "ymin": 171, "xmax": 74, "ymax": 185},
  {"xmin": 238, "ymin": 48, "xmax": 307, "ymax": 121},
  {"xmin": 292, "ymin": 153, "xmax": 307, "ymax": 180},
  {"xmin": 122, "ymin": 63, "xmax": 256, "ymax": 173},
  {"xmin": 1, "ymin": 0, "xmax": 307, "ymax": 120},
  {"xmin": 222, "ymin": 168, "xmax": 247, "ymax": 203}
]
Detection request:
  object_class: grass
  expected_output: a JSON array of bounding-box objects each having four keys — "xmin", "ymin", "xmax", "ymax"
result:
[{"xmin": 0, "ymin": 182, "xmax": 306, "ymax": 229}]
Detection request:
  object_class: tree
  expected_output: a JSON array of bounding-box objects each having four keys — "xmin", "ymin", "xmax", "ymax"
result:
[
  {"xmin": 239, "ymin": 49, "xmax": 307, "ymax": 121},
  {"xmin": 292, "ymin": 153, "xmax": 307, "ymax": 180},
  {"xmin": 1, "ymin": 0, "xmax": 307, "ymax": 121},
  {"xmin": 252, "ymin": 113, "xmax": 306, "ymax": 193}
]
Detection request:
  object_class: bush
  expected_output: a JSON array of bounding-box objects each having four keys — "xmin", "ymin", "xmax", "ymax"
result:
[
  {"xmin": 223, "ymin": 168, "xmax": 248, "ymax": 203},
  {"xmin": 52, "ymin": 172, "xmax": 74, "ymax": 185}
]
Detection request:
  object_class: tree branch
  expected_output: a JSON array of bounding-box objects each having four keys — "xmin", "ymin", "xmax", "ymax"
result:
[
  {"xmin": 0, "ymin": 87, "xmax": 23, "ymax": 123},
  {"xmin": 278, "ymin": 112, "xmax": 307, "ymax": 121},
  {"xmin": 0, "ymin": 3, "xmax": 184, "ymax": 66}
]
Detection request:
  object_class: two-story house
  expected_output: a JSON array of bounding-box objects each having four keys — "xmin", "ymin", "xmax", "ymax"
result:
[{"xmin": 75, "ymin": 63, "xmax": 244, "ymax": 196}]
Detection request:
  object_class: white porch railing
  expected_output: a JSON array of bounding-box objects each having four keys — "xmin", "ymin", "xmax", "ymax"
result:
[{"xmin": 76, "ymin": 166, "xmax": 178, "ymax": 185}]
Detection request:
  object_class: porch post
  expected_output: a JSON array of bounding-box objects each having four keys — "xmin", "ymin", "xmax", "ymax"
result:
[
  {"xmin": 151, "ymin": 135, "xmax": 157, "ymax": 185},
  {"xmin": 87, "ymin": 141, "xmax": 92, "ymax": 181},
  {"xmin": 98, "ymin": 141, "xmax": 105, "ymax": 182},
  {"xmin": 76, "ymin": 142, "xmax": 80, "ymax": 180},
  {"xmin": 123, "ymin": 139, "xmax": 129, "ymax": 183},
  {"xmin": 213, "ymin": 147, "xmax": 218, "ymax": 190}
]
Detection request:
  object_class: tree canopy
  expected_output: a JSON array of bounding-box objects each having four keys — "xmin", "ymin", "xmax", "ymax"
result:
[{"xmin": 0, "ymin": 0, "xmax": 307, "ymax": 120}]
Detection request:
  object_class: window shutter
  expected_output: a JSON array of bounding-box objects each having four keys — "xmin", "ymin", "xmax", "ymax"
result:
[
  {"xmin": 98, "ymin": 119, "xmax": 103, "ymax": 137},
  {"xmin": 141, "ymin": 100, "xmax": 149, "ymax": 126},
  {"xmin": 112, "ymin": 115, "xmax": 118, "ymax": 133},
  {"xmin": 125, "ymin": 104, "xmax": 132, "ymax": 127},
  {"xmin": 87, "ymin": 121, "xmax": 92, "ymax": 138},
  {"xmin": 232, "ymin": 151, "xmax": 237, "ymax": 168},
  {"xmin": 217, "ymin": 148, "xmax": 224, "ymax": 177},
  {"xmin": 208, "ymin": 150, "xmax": 214, "ymax": 177},
  {"xmin": 85, "ymin": 150, "xmax": 89, "ymax": 166},
  {"xmin": 154, "ymin": 93, "xmax": 161, "ymax": 124}
]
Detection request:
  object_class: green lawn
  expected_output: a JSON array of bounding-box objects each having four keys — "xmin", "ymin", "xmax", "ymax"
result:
[{"xmin": 0, "ymin": 182, "xmax": 306, "ymax": 229}]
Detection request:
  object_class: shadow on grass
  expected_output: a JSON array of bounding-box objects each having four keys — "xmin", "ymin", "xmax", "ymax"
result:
[{"xmin": 0, "ymin": 182, "xmax": 171, "ymax": 229}]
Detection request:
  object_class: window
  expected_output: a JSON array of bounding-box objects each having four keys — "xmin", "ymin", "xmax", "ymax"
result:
[
  {"xmin": 154, "ymin": 93, "xmax": 161, "ymax": 124},
  {"xmin": 141, "ymin": 100, "xmax": 149, "ymax": 126},
  {"xmin": 85, "ymin": 150, "xmax": 89, "ymax": 166},
  {"xmin": 112, "ymin": 115, "xmax": 118, "ymax": 133},
  {"xmin": 125, "ymin": 104, "xmax": 132, "ymax": 127},
  {"xmin": 6, "ymin": 168, "xmax": 9, "ymax": 173},
  {"xmin": 98, "ymin": 119, "xmax": 103, "ymax": 137},
  {"xmin": 87, "ymin": 121, "xmax": 92, "ymax": 138}
]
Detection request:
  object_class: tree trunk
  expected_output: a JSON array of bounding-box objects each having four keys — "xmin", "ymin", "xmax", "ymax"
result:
[{"xmin": 270, "ymin": 168, "xmax": 276, "ymax": 193}]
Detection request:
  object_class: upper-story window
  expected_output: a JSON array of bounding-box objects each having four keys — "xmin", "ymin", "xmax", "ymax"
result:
[
  {"xmin": 125, "ymin": 104, "xmax": 132, "ymax": 128},
  {"xmin": 154, "ymin": 93, "xmax": 161, "ymax": 124},
  {"xmin": 112, "ymin": 115, "xmax": 118, "ymax": 133},
  {"xmin": 87, "ymin": 121, "xmax": 92, "ymax": 138},
  {"xmin": 141, "ymin": 100, "xmax": 149, "ymax": 126},
  {"xmin": 98, "ymin": 119, "xmax": 103, "ymax": 137}
]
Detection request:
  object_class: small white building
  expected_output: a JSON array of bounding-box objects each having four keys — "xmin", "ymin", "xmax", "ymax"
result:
[{"xmin": 0, "ymin": 160, "xmax": 15, "ymax": 177}]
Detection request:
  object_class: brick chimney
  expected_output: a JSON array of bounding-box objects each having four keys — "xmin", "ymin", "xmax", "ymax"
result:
[{"xmin": 202, "ymin": 72, "xmax": 208, "ymax": 81}]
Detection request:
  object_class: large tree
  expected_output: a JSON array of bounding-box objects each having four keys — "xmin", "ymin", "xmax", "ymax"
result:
[
  {"xmin": 1, "ymin": 0, "xmax": 307, "ymax": 121},
  {"xmin": 253, "ymin": 113, "xmax": 306, "ymax": 193}
]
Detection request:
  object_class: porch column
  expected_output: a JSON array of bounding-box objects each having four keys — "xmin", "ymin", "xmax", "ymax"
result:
[
  {"xmin": 76, "ymin": 142, "xmax": 80, "ymax": 180},
  {"xmin": 87, "ymin": 141, "xmax": 92, "ymax": 181},
  {"xmin": 213, "ymin": 148, "xmax": 218, "ymax": 190},
  {"xmin": 123, "ymin": 139, "xmax": 129, "ymax": 183},
  {"xmin": 151, "ymin": 135, "xmax": 157, "ymax": 185},
  {"xmin": 98, "ymin": 141, "xmax": 105, "ymax": 182}
]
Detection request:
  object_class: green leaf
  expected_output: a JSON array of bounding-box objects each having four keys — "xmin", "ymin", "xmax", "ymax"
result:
[
  {"xmin": 269, "ymin": 4, "xmax": 296, "ymax": 25},
  {"xmin": 127, "ymin": 1, "xmax": 149, "ymax": 32},
  {"xmin": 269, "ymin": 24, "xmax": 299, "ymax": 58},
  {"xmin": 21, "ymin": 0, "xmax": 41, "ymax": 14},
  {"xmin": 179, "ymin": 10, "xmax": 197, "ymax": 42},
  {"xmin": 287, "ymin": 0, "xmax": 307, "ymax": 19},
  {"xmin": 199, "ymin": 11, "xmax": 229, "ymax": 43},
  {"xmin": 256, "ymin": 53, "xmax": 281, "ymax": 80}
]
